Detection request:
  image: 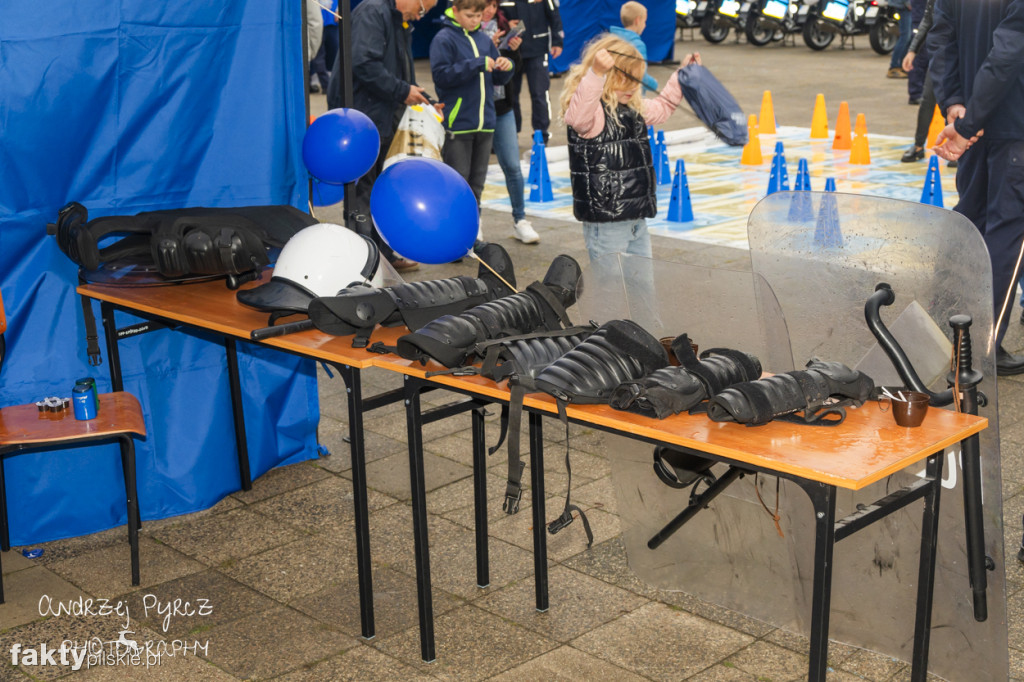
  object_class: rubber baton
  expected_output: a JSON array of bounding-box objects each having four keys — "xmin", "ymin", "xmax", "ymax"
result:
[{"xmin": 250, "ymin": 319, "xmax": 315, "ymax": 341}]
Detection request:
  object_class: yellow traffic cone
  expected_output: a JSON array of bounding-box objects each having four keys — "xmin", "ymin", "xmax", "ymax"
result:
[
  {"xmin": 926, "ymin": 105, "xmax": 945, "ymax": 149},
  {"xmin": 832, "ymin": 101, "xmax": 851, "ymax": 150},
  {"xmin": 811, "ymin": 93, "xmax": 829, "ymax": 139},
  {"xmin": 741, "ymin": 115, "xmax": 763, "ymax": 165},
  {"xmin": 759, "ymin": 91, "xmax": 776, "ymax": 135},
  {"xmin": 849, "ymin": 113, "xmax": 871, "ymax": 164}
]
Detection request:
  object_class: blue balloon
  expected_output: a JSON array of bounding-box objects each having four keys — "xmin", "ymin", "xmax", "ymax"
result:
[
  {"xmin": 310, "ymin": 178, "xmax": 347, "ymax": 206},
  {"xmin": 302, "ymin": 108, "xmax": 380, "ymax": 185},
  {"xmin": 370, "ymin": 158, "xmax": 479, "ymax": 264}
]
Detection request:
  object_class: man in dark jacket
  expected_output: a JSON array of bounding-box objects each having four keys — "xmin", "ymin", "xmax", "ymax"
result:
[
  {"xmin": 498, "ymin": 0, "xmax": 563, "ymax": 142},
  {"xmin": 931, "ymin": 0, "xmax": 1024, "ymax": 374},
  {"xmin": 327, "ymin": 0, "xmax": 438, "ymax": 271}
]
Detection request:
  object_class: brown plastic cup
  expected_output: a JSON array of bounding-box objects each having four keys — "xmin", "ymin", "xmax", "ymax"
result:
[{"xmin": 890, "ymin": 391, "xmax": 929, "ymax": 427}]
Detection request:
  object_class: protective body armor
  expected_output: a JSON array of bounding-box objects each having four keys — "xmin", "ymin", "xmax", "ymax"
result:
[{"xmin": 51, "ymin": 202, "xmax": 314, "ymax": 279}]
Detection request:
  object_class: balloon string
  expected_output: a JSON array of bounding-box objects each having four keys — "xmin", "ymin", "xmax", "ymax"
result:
[
  {"xmin": 311, "ymin": 0, "xmax": 343, "ymax": 22},
  {"xmin": 468, "ymin": 251, "xmax": 519, "ymax": 294}
]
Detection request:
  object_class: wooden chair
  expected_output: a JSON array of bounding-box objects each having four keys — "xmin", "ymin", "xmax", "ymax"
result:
[{"xmin": 0, "ymin": 289, "xmax": 145, "ymax": 602}]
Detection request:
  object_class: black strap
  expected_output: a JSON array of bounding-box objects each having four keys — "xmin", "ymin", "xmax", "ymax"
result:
[
  {"xmin": 526, "ymin": 281, "xmax": 573, "ymax": 328},
  {"xmin": 489, "ymin": 404, "xmax": 509, "ymax": 455},
  {"xmin": 545, "ymin": 400, "xmax": 594, "ymax": 547},
  {"xmin": 503, "ymin": 383, "xmax": 528, "ymax": 514},
  {"xmin": 80, "ymin": 294, "xmax": 102, "ymax": 367},
  {"xmin": 366, "ymin": 341, "xmax": 397, "ymax": 355}
]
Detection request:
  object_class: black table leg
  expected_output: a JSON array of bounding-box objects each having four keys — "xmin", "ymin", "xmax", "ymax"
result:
[
  {"xmin": 404, "ymin": 376, "xmax": 435, "ymax": 662},
  {"xmin": 803, "ymin": 482, "xmax": 837, "ymax": 682},
  {"xmin": 911, "ymin": 453, "xmax": 944, "ymax": 681},
  {"xmin": 472, "ymin": 407, "xmax": 489, "ymax": 588},
  {"xmin": 100, "ymin": 302, "xmax": 124, "ymax": 392},
  {"xmin": 528, "ymin": 412, "xmax": 549, "ymax": 612},
  {"xmin": 338, "ymin": 365, "xmax": 376, "ymax": 640},
  {"xmin": 119, "ymin": 435, "xmax": 141, "ymax": 586},
  {"xmin": 224, "ymin": 338, "xmax": 252, "ymax": 491}
]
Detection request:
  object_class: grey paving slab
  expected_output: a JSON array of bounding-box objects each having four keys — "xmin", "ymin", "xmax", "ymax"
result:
[
  {"xmin": 199, "ymin": 606, "xmax": 354, "ymax": 680},
  {"xmin": 274, "ymin": 643, "xmax": 438, "ymax": 682},
  {"xmin": 570, "ymin": 602, "xmax": 755, "ymax": 681},
  {"xmin": 372, "ymin": 604, "xmax": 558, "ymax": 681},
  {"xmin": 149, "ymin": 506, "xmax": 307, "ymax": 567},
  {"xmin": 290, "ymin": 566, "xmax": 462, "ymax": 641},
  {"xmin": 229, "ymin": 462, "xmax": 332, "ymax": 505},
  {"xmin": 218, "ymin": 536, "xmax": 356, "ymax": 603},
  {"xmin": 363, "ymin": 451, "xmax": 474, "ymax": 501},
  {"xmin": 475, "ymin": 565, "xmax": 648, "ymax": 643},
  {"xmin": 488, "ymin": 645, "xmax": 649, "ymax": 682},
  {"xmin": 251, "ymin": 475, "xmax": 398, "ymax": 537},
  {"xmin": 47, "ymin": 537, "xmax": 205, "ymax": 599}
]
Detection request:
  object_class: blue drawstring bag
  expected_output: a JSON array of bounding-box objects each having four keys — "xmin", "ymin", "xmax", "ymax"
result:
[{"xmin": 676, "ymin": 65, "xmax": 748, "ymax": 146}]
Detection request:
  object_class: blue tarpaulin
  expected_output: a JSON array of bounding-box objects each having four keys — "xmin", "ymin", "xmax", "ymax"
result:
[{"xmin": 0, "ymin": 1, "xmax": 319, "ymax": 546}]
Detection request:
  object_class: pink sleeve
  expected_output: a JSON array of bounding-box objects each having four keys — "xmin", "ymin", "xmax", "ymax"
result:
[
  {"xmin": 565, "ymin": 68, "xmax": 607, "ymax": 139},
  {"xmin": 642, "ymin": 68, "xmax": 684, "ymax": 126}
]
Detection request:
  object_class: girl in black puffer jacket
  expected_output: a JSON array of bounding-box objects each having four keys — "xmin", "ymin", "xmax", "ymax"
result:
[{"xmin": 560, "ymin": 34, "xmax": 699, "ymax": 263}]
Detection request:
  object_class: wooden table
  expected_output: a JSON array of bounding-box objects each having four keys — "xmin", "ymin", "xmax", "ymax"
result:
[
  {"xmin": 374, "ymin": 353, "xmax": 987, "ymax": 681},
  {"xmin": 78, "ymin": 276, "xmax": 989, "ymax": 679},
  {"xmin": 77, "ymin": 273, "xmax": 435, "ymax": 642}
]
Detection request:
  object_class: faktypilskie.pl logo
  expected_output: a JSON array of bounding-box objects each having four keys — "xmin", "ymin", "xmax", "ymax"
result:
[{"xmin": 10, "ymin": 594, "xmax": 213, "ymax": 671}]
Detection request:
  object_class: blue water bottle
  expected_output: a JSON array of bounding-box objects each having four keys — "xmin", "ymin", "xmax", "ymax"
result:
[{"xmin": 72, "ymin": 384, "xmax": 97, "ymax": 420}]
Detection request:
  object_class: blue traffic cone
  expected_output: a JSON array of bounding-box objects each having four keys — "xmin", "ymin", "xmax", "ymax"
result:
[
  {"xmin": 766, "ymin": 143, "xmax": 790, "ymax": 195},
  {"xmin": 920, "ymin": 155, "xmax": 944, "ymax": 208},
  {"xmin": 787, "ymin": 158, "xmax": 813, "ymax": 221},
  {"xmin": 794, "ymin": 158, "xmax": 811, "ymax": 191},
  {"xmin": 814, "ymin": 178, "xmax": 842, "ymax": 248},
  {"xmin": 528, "ymin": 130, "xmax": 553, "ymax": 202},
  {"xmin": 656, "ymin": 130, "xmax": 671, "ymax": 185},
  {"xmin": 667, "ymin": 159, "xmax": 694, "ymax": 223}
]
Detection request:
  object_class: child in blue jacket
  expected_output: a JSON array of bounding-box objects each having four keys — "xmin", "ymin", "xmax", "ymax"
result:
[{"xmin": 430, "ymin": 0, "xmax": 514, "ymax": 227}]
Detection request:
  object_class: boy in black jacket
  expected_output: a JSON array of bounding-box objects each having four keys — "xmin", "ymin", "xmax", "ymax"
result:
[{"xmin": 430, "ymin": 0, "xmax": 515, "ymax": 235}]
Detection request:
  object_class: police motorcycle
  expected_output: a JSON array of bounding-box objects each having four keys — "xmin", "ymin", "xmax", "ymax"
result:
[
  {"xmin": 676, "ymin": 0, "xmax": 700, "ymax": 31},
  {"xmin": 862, "ymin": 0, "xmax": 900, "ymax": 54},
  {"xmin": 700, "ymin": 0, "xmax": 754, "ymax": 43},
  {"xmin": 800, "ymin": 0, "xmax": 861, "ymax": 50},
  {"xmin": 744, "ymin": 0, "xmax": 804, "ymax": 46}
]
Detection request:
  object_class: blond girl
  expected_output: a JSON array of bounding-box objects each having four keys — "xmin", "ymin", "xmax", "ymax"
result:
[{"xmin": 561, "ymin": 35, "xmax": 700, "ymax": 261}]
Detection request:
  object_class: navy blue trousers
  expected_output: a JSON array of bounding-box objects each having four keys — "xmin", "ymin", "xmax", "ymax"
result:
[
  {"xmin": 954, "ymin": 138, "xmax": 1024, "ymax": 344},
  {"xmin": 510, "ymin": 54, "xmax": 551, "ymax": 135}
]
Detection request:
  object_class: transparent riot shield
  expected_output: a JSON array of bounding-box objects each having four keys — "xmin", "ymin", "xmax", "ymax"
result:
[
  {"xmin": 579, "ymin": 192, "xmax": 1007, "ymax": 681},
  {"xmin": 745, "ymin": 192, "xmax": 1005, "ymax": 680}
]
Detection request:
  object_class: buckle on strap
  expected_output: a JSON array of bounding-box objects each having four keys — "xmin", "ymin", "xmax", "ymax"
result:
[{"xmin": 502, "ymin": 460, "xmax": 526, "ymax": 515}]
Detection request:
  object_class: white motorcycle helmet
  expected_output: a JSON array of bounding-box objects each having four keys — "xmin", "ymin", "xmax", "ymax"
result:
[{"xmin": 237, "ymin": 223, "xmax": 384, "ymax": 314}]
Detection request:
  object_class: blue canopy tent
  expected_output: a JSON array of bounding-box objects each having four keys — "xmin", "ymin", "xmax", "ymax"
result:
[
  {"xmin": 0, "ymin": 2, "xmax": 319, "ymax": 545},
  {"xmin": 551, "ymin": 0, "xmax": 677, "ymax": 74}
]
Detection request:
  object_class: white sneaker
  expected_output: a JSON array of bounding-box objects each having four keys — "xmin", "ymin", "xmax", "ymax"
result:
[{"xmin": 513, "ymin": 219, "xmax": 540, "ymax": 244}]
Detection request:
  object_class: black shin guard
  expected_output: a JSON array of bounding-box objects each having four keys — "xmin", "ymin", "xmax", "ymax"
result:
[
  {"xmin": 305, "ymin": 242, "xmax": 517, "ymax": 342},
  {"xmin": 396, "ymin": 255, "xmax": 581, "ymax": 367},
  {"xmin": 707, "ymin": 359, "xmax": 874, "ymax": 426},
  {"xmin": 533, "ymin": 319, "xmax": 669, "ymax": 404}
]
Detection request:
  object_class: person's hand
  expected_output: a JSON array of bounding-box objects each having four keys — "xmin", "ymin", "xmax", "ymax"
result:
[
  {"xmin": 682, "ymin": 52, "xmax": 701, "ymax": 67},
  {"xmin": 550, "ymin": 45, "xmax": 563, "ymax": 59},
  {"xmin": 508, "ymin": 35, "xmax": 522, "ymax": 50},
  {"xmin": 492, "ymin": 29, "xmax": 504, "ymax": 48},
  {"xmin": 593, "ymin": 48, "xmax": 614, "ymax": 75},
  {"xmin": 433, "ymin": 102, "xmax": 445, "ymax": 115},
  {"xmin": 934, "ymin": 122, "xmax": 983, "ymax": 161},
  {"xmin": 902, "ymin": 50, "xmax": 916, "ymax": 72},
  {"xmin": 494, "ymin": 56, "xmax": 513, "ymax": 71},
  {"xmin": 947, "ymin": 103, "xmax": 966, "ymax": 124},
  {"xmin": 405, "ymin": 84, "xmax": 431, "ymax": 105},
  {"xmin": 485, "ymin": 56, "xmax": 494, "ymax": 71}
]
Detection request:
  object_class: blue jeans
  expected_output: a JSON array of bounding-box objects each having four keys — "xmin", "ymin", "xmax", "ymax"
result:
[
  {"xmin": 582, "ymin": 218, "xmax": 658, "ymax": 328},
  {"xmin": 493, "ymin": 110, "xmax": 525, "ymax": 222},
  {"xmin": 582, "ymin": 218, "xmax": 652, "ymax": 261},
  {"xmin": 889, "ymin": 0, "xmax": 913, "ymax": 69}
]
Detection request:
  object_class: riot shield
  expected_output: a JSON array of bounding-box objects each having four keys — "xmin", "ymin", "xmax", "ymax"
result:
[
  {"xmin": 745, "ymin": 191, "xmax": 1006, "ymax": 681},
  {"xmin": 579, "ymin": 192, "xmax": 1007, "ymax": 681}
]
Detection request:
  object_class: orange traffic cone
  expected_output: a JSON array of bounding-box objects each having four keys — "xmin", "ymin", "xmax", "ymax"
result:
[
  {"xmin": 811, "ymin": 93, "xmax": 829, "ymax": 139},
  {"xmin": 832, "ymin": 101, "xmax": 851, "ymax": 150},
  {"xmin": 759, "ymin": 91, "xmax": 776, "ymax": 135},
  {"xmin": 849, "ymin": 113, "xmax": 871, "ymax": 164},
  {"xmin": 741, "ymin": 115, "xmax": 763, "ymax": 165},
  {"xmin": 926, "ymin": 105, "xmax": 945, "ymax": 149}
]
